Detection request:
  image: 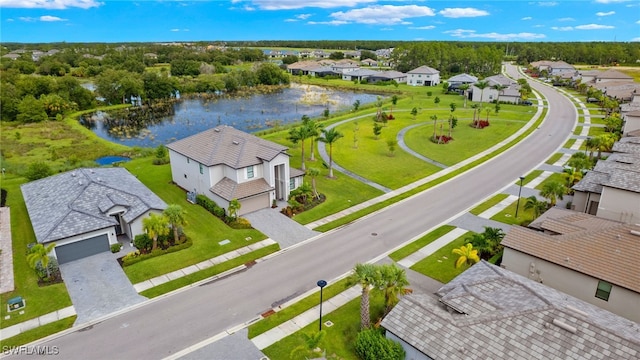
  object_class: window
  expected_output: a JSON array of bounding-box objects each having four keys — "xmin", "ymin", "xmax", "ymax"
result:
[
  {"xmin": 187, "ymin": 158, "xmax": 190, "ymax": 164},
  {"xmin": 290, "ymin": 178, "xmax": 295, "ymax": 190},
  {"xmin": 199, "ymin": 164, "xmax": 204, "ymax": 174},
  {"xmin": 247, "ymin": 166, "xmax": 255, "ymax": 179},
  {"xmin": 595, "ymin": 280, "xmax": 612, "ymax": 301}
]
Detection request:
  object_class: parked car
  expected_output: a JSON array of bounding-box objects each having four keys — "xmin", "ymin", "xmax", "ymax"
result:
[{"xmin": 521, "ymin": 100, "xmax": 533, "ymax": 106}]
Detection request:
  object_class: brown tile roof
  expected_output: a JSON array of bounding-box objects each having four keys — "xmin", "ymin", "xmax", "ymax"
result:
[
  {"xmin": 502, "ymin": 213, "xmax": 640, "ymax": 292},
  {"xmin": 167, "ymin": 126, "xmax": 288, "ymax": 169},
  {"xmin": 289, "ymin": 167, "xmax": 305, "ymax": 178},
  {"xmin": 381, "ymin": 261, "xmax": 640, "ymax": 360},
  {"xmin": 596, "ymin": 69, "xmax": 634, "ymax": 81},
  {"xmin": 210, "ymin": 177, "xmax": 272, "ymax": 201}
]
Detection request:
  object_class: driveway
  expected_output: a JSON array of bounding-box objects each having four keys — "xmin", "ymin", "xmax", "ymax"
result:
[
  {"xmin": 59, "ymin": 251, "xmax": 146, "ymax": 326},
  {"xmin": 244, "ymin": 207, "xmax": 320, "ymax": 248}
]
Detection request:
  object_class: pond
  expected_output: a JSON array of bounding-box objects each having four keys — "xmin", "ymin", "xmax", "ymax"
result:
[
  {"xmin": 95, "ymin": 156, "xmax": 131, "ymax": 166},
  {"xmin": 80, "ymin": 84, "xmax": 383, "ymax": 148}
]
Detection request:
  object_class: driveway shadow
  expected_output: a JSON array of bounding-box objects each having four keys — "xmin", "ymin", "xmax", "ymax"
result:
[{"xmin": 59, "ymin": 252, "xmax": 146, "ymax": 326}]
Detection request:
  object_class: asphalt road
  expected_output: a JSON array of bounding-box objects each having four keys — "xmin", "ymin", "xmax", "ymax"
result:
[{"xmin": 10, "ymin": 64, "xmax": 577, "ymax": 360}]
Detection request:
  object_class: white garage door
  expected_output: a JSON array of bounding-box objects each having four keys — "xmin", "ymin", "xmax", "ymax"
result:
[{"xmin": 240, "ymin": 194, "xmax": 269, "ymax": 215}]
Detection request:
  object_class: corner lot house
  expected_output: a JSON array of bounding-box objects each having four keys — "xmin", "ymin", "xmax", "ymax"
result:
[
  {"xmin": 381, "ymin": 261, "xmax": 640, "ymax": 359},
  {"xmin": 406, "ymin": 65, "xmax": 440, "ymax": 86},
  {"xmin": 167, "ymin": 125, "xmax": 304, "ymax": 215},
  {"xmin": 21, "ymin": 168, "xmax": 167, "ymax": 264}
]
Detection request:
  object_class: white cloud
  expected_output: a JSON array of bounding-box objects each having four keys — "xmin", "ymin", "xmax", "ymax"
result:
[
  {"xmin": 522, "ymin": 16, "xmax": 532, "ymax": 20},
  {"xmin": 438, "ymin": 8, "xmax": 489, "ymax": 18},
  {"xmin": 637, "ymin": 20, "xmax": 640, "ymax": 24},
  {"xmin": 243, "ymin": 5, "xmax": 255, "ymax": 11},
  {"xmin": 551, "ymin": 26, "xmax": 574, "ymax": 31},
  {"xmin": 0, "ymin": 0, "xmax": 102, "ymax": 9},
  {"xmin": 40, "ymin": 15, "xmax": 65, "ymax": 21},
  {"xmin": 594, "ymin": 0, "xmax": 629, "ymax": 3},
  {"xmin": 18, "ymin": 16, "xmax": 35, "ymax": 21},
  {"xmin": 631, "ymin": 37, "xmax": 640, "ymax": 41},
  {"xmin": 409, "ymin": 25, "xmax": 435, "ymax": 30},
  {"xmin": 329, "ymin": 5, "xmax": 435, "ymax": 25},
  {"xmin": 6, "ymin": 18, "xmax": 14, "ymax": 21},
  {"xmin": 596, "ymin": 11, "xmax": 615, "ymax": 16},
  {"xmin": 537, "ymin": 2, "xmax": 558, "ymax": 6},
  {"xmin": 575, "ymin": 23, "xmax": 614, "ymax": 29},
  {"xmin": 558, "ymin": 17, "xmax": 574, "ymax": 21},
  {"xmin": 297, "ymin": 13, "xmax": 312, "ymax": 20},
  {"xmin": 170, "ymin": 28, "xmax": 180, "ymax": 32},
  {"xmin": 443, "ymin": 29, "xmax": 545, "ymax": 40},
  {"xmin": 307, "ymin": 20, "xmax": 349, "ymax": 25},
  {"xmin": 249, "ymin": 0, "xmax": 375, "ymax": 10}
]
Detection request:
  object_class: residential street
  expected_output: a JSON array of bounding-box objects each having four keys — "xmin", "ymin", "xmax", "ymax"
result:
[{"xmin": 8, "ymin": 64, "xmax": 578, "ymax": 360}]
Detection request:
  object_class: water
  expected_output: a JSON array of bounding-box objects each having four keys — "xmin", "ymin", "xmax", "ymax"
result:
[
  {"xmin": 95, "ymin": 156, "xmax": 131, "ymax": 165},
  {"xmin": 80, "ymin": 84, "xmax": 383, "ymax": 148}
]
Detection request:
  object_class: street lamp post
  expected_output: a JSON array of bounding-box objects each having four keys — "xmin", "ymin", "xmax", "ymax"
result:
[
  {"xmin": 515, "ymin": 176, "xmax": 525, "ymax": 218},
  {"xmin": 317, "ymin": 280, "xmax": 327, "ymax": 332}
]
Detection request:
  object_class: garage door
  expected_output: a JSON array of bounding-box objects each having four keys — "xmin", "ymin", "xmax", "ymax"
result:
[
  {"xmin": 240, "ymin": 194, "xmax": 269, "ymax": 215},
  {"xmin": 55, "ymin": 234, "xmax": 110, "ymax": 264}
]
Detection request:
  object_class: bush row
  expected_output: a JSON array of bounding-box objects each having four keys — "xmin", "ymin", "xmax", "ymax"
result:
[
  {"xmin": 121, "ymin": 236, "xmax": 193, "ymax": 267},
  {"xmin": 195, "ymin": 194, "xmax": 253, "ymax": 228}
]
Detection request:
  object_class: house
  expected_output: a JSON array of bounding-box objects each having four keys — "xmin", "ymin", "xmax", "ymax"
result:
[
  {"xmin": 2, "ymin": 53, "xmax": 20, "ymax": 60},
  {"xmin": 470, "ymin": 74, "xmax": 520, "ymax": 104},
  {"xmin": 381, "ymin": 261, "xmax": 640, "ymax": 360},
  {"xmin": 572, "ymin": 136, "xmax": 640, "ymax": 222},
  {"xmin": 594, "ymin": 69, "xmax": 634, "ymax": 84},
  {"xmin": 530, "ymin": 60, "xmax": 575, "ymax": 75},
  {"xmin": 341, "ymin": 68, "xmax": 377, "ymax": 82},
  {"xmin": 360, "ymin": 58, "xmax": 377, "ymax": 67},
  {"xmin": 501, "ymin": 209, "xmax": 640, "ymax": 322},
  {"xmin": 406, "ymin": 65, "xmax": 440, "ymax": 86},
  {"xmin": 623, "ymin": 108, "xmax": 640, "ymax": 136},
  {"xmin": 366, "ymin": 70, "xmax": 406, "ymax": 84},
  {"xmin": 21, "ymin": 168, "xmax": 167, "ymax": 264},
  {"xmin": 446, "ymin": 73, "xmax": 478, "ymax": 87},
  {"xmin": 167, "ymin": 126, "xmax": 304, "ymax": 215}
]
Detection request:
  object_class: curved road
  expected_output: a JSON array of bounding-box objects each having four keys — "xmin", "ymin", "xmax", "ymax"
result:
[{"xmin": 18, "ymin": 64, "xmax": 576, "ymax": 360}]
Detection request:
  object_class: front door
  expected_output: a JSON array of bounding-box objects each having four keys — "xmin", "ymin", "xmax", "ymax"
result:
[{"xmin": 111, "ymin": 214, "xmax": 123, "ymax": 235}]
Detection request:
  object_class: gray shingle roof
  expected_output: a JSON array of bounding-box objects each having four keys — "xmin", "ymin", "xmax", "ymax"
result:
[
  {"xmin": 167, "ymin": 126, "xmax": 289, "ymax": 169},
  {"xmin": 21, "ymin": 168, "xmax": 167, "ymax": 243},
  {"xmin": 408, "ymin": 65, "xmax": 439, "ymax": 74},
  {"xmin": 573, "ymin": 143, "xmax": 640, "ymax": 194},
  {"xmin": 381, "ymin": 261, "xmax": 640, "ymax": 360},
  {"xmin": 447, "ymin": 73, "xmax": 478, "ymax": 83}
]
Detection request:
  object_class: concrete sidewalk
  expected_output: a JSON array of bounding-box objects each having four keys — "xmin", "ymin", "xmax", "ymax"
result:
[{"xmin": 0, "ymin": 306, "xmax": 76, "ymax": 341}]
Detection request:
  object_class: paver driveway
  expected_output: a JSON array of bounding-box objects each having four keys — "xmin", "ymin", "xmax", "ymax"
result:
[{"xmin": 59, "ymin": 251, "xmax": 146, "ymax": 326}]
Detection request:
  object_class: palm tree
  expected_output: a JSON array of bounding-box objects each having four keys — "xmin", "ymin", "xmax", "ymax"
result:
[
  {"xmin": 491, "ymin": 84, "xmax": 508, "ymax": 104},
  {"xmin": 143, "ymin": 213, "xmax": 170, "ymax": 251},
  {"xmin": 596, "ymin": 134, "xmax": 616, "ymax": 159},
  {"xmin": 474, "ymin": 80, "xmax": 489, "ymax": 107},
  {"xmin": 306, "ymin": 167, "xmax": 320, "ymax": 199},
  {"xmin": 163, "ymin": 204, "xmax": 187, "ymax": 244},
  {"xmin": 351, "ymin": 263, "xmax": 380, "ymax": 330},
  {"xmin": 584, "ymin": 136, "xmax": 601, "ymax": 160},
  {"xmin": 290, "ymin": 331, "xmax": 326, "ymax": 359},
  {"xmin": 567, "ymin": 151, "xmax": 593, "ymax": 171},
  {"xmin": 540, "ymin": 181, "xmax": 566, "ymax": 207},
  {"xmin": 288, "ymin": 125, "xmax": 313, "ymax": 170},
  {"xmin": 452, "ymin": 243, "xmax": 480, "ymax": 268},
  {"xmin": 302, "ymin": 115, "xmax": 323, "ymax": 162},
  {"xmin": 431, "ymin": 114, "xmax": 438, "ymax": 140},
  {"xmin": 379, "ymin": 264, "xmax": 412, "ymax": 315},
  {"xmin": 563, "ymin": 167, "xmax": 583, "ymax": 187},
  {"xmin": 524, "ymin": 196, "xmax": 548, "ymax": 218},
  {"xmin": 317, "ymin": 127, "xmax": 343, "ymax": 178},
  {"xmin": 228, "ymin": 199, "xmax": 241, "ymax": 219},
  {"xmin": 465, "ymin": 227, "xmax": 505, "ymax": 260},
  {"xmin": 459, "ymin": 83, "xmax": 470, "ymax": 108},
  {"xmin": 27, "ymin": 243, "xmax": 56, "ymax": 279}
]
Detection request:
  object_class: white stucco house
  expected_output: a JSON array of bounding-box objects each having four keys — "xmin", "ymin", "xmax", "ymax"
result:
[
  {"xmin": 21, "ymin": 168, "xmax": 167, "ymax": 264},
  {"xmin": 406, "ymin": 65, "xmax": 440, "ymax": 86},
  {"xmin": 167, "ymin": 125, "xmax": 304, "ymax": 216}
]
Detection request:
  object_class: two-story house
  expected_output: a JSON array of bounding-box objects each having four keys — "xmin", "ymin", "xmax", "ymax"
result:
[
  {"xmin": 406, "ymin": 65, "xmax": 440, "ymax": 86},
  {"xmin": 167, "ymin": 126, "xmax": 304, "ymax": 215}
]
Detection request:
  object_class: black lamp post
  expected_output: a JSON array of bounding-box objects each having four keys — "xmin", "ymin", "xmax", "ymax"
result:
[
  {"xmin": 317, "ymin": 280, "xmax": 327, "ymax": 331},
  {"xmin": 515, "ymin": 176, "xmax": 525, "ymax": 218}
]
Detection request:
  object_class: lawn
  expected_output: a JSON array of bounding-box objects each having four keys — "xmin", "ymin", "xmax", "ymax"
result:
[
  {"xmin": 410, "ymin": 233, "xmax": 470, "ymax": 283},
  {"xmin": 519, "ymin": 169, "xmax": 543, "ymax": 186},
  {"xmin": 122, "ymin": 159, "xmax": 269, "ymax": 284},
  {"xmin": 469, "ymin": 194, "xmax": 509, "ymax": 216},
  {"xmin": 388, "ymin": 225, "xmax": 456, "ymax": 261},
  {"xmin": 534, "ymin": 172, "xmax": 566, "ymax": 190},
  {"xmin": 545, "ymin": 153, "xmax": 564, "ymax": 165},
  {"xmin": 490, "ymin": 198, "xmax": 535, "ymax": 226},
  {"xmin": 0, "ymin": 316, "xmax": 77, "ymax": 348},
  {"xmin": 588, "ymin": 125, "xmax": 606, "ymax": 136}
]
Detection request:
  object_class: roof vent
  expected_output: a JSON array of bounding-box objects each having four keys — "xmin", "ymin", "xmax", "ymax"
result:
[
  {"xmin": 89, "ymin": 169, "xmax": 95, "ymax": 174},
  {"xmin": 630, "ymin": 230, "xmax": 640, "ymax": 237},
  {"xmin": 552, "ymin": 318, "xmax": 577, "ymax": 334},
  {"xmin": 214, "ymin": 128, "xmax": 220, "ymax": 132},
  {"xmin": 232, "ymin": 140, "xmax": 240, "ymax": 145},
  {"xmin": 566, "ymin": 305, "xmax": 588, "ymax": 318},
  {"xmin": 78, "ymin": 180, "xmax": 83, "ymax": 186},
  {"xmin": 71, "ymin": 172, "xmax": 76, "ymax": 177}
]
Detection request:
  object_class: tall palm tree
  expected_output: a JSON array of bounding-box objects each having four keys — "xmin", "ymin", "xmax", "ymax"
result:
[
  {"xmin": 452, "ymin": 243, "xmax": 480, "ymax": 268},
  {"xmin": 317, "ymin": 127, "xmax": 344, "ymax": 178},
  {"xmin": 596, "ymin": 134, "xmax": 616, "ymax": 159},
  {"xmin": 288, "ymin": 125, "xmax": 313, "ymax": 170},
  {"xmin": 491, "ymin": 83, "xmax": 508, "ymax": 104},
  {"xmin": 163, "ymin": 204, "xmax": 187, "ymax": 244},
  {"xmin": 351, "ymin": 263, "xmax": 380, "ymax": 330},
  {"xmin": 306, "ymin": 167, "xmax": 320, "ymax": 199},
  {"xmin": 540, "ymin": 181, "xmax": 566, "ymax": 207},
  {"xmin": 143, "ymin": 213, "xmax": 170, "ymax": 250},
  {"xmin": 563, "ymin": 167, "xmax": 583, "ymax": 187},
  {"xmin": 431, "ymin": 114, "xmax": 438, "ymax": 140},
  {"xmin": 27, "ymin": 243, "xmax": 56, "ymax": 279},
  {"xmin": 524, "ymin": 196, "xmax": 548, "ymax": 218},
  {"xmin": 474, "ymin": 80, "xmax": 489, "ymax": 106},
  {"xmin": 584, "ymin": 136, "xmax": 601, "ymax": 160},
  {"xmin": 302, "ymin": 115, "xmax": 323, "ymax": 162},
  {"xmin": 379, "ymin": 264, "xmax": 412, "ymax": 315},
  {"xmin": 459, "ymin": 84, "xmax": 470, "ymax": 108}
]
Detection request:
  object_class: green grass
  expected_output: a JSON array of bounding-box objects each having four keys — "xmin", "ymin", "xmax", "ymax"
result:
[
  {"xmin": 519, "ymin": 170, "xmax": 543, "ymax": 186},
  {"xmin": 545, "ymin": 153, "xmax": 564, "ymax": 165},
  {"xmin": 388, "ymin": 225, "xmax": 456, "ymax": 262},
  {"xmin": 563, "ymin": 139, "xmax": 576, "ymax": 148},
  {"xmin": 573, "ymin": 125, "xmax": 584, "ymax": 135},
  {"xmin": 248, "ymin": 277, "xmax": 353, "ymax": 338},
  {"xmin": 410, "ymin": 233, "xmax": 470, "ymax": 283},
  {"xmin": 534, "ymin": 172, "xmax": 565, "ymax": 190},
  {"xmin": 490, "ymin": 198, "xmax": 535, "ymax": 226},
  {"xmin": 139, "ymin": 244, "xmax": 279, "ymax": 298},
  {"xmin": 588, "ymin": 125, "xmax": 606, "ymax": 136},
  {"xmin": 262, "ymin": 292, "xmax": 385, "ymax": 360},
  {"xmin": 0, "ymin": 316, "xmax": 77, "ymax": 348},
  {"xmin": 469, "ymin": 194, "xmax": 509, "ymax": 216}
]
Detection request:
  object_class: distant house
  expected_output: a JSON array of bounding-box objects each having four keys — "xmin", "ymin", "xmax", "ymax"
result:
[
  {"xmin": 2, "ymin": 53, "xmax": 20, "ymax": 60},
  {"xmin": 594, "ymin": 69, "xmax": 634, "ymax": 84},
  {"xmin": 366, "ymin": 70, "xmax": 406, "ymax": 84},
  {"xmin": 621, "ymin": 94, "xmax": 640, "ymax": 135},
  {"xmin": 360, "ymin": 58, "xmax": 378, "ymax": 67},
  {"xmin": 21, "ymin": 168, "xmax": 167, "ymax": 264},
  {"xmin": 470, "ymin": 74, "xmax": 520, "ymax": 104},
  {"xmin": 502, "ymin": 209, "xmax": 640, "ymax": 322},
  {"xmin": 447, "ymin": 73, "xmax": 478, "ymax": 87},
  {"xmin": 341, "ymin": 68, "xmax": 377, "ymax": 82},
  {"xmin": 381, "ymin": 261, "xmax": 640, "ymax": 359},
  {"xmin": 406, "ymin": 65, "xmax": 440, "ymax": 86},
  {"xmin": 167, "ymin": 126, "xmax": 304, "ymax": 215}
]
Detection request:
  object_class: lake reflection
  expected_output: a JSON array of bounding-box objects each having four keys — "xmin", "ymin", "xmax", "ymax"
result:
[{"xmin": 81, "ymin": 84, "xmax": 382, "ymax": 148}]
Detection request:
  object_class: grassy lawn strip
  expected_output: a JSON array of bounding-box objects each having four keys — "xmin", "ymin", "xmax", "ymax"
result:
[
  {"xmin": 563, "ymin": 139, "xmax": 576, "ymax": 148},
  {"xmin": 469, "ymin": 194, "xmax": 509, "ymax": 216},
  {"xmin": 388, "ymin": 225, "xmax": 456, "ymax": 262},
  {"xmin": 0, "ymin": 316, "xmax": 77, "ymax": 348},
  {"xmin": 588, "ymin": 126, "xmax": 606, "ymax": 136},
  {"xmin": 490, "ymin": 199, "xmax": 535, "ymax": 226},
  {"xmin": 139, "ymin": 243, "xmax": 279, "ymax": 298},
  {"xmin": 534, "ymin": 172, "xmax": 565, "ymax": 190},
  {"xmin": 410, "ymin": 233, "xmax": 470, "ymax": 283},
  {"xmin": 262, "ymin": 292, "xmax": 385, "ymax": 360},
  {"xmin": 545, "ymin": 153, "xmax": 564, "ymax": 165},
  {"xmin": 248, "ymin": 277, "xmax": 353, "ymax": 339},
  {"xmin": 519, "ymin": 169, "xmax": 543, "ymax": 186}
]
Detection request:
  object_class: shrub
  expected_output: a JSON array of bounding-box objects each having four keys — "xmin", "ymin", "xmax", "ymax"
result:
[
  {"xmin": 431, "ymin": 135, "xmax": 453, "ymax": 144},
  {"xmin": 354, "ymin": 329, "xmax": 405, "ymax": 360},
  {"xmin": 228, "ymin": 217, "xmax": 252, "ymax": 229},
  {"xmin": 110, "ymin": 243, "xmax": 122, "ymax": 253},
  {"xmin": 386, "ymin": 114, "xmax": 395, "ymax": 120},
  {"xmin": 152, "ymin": 157, "xmax": 170, "ymax": 165},
  {"xmin": 35, "ymin": 256, "xmax": 59, "ymax": 281},
  {"xmin": 133, "ymin": 233, "xmax": 153, "ymax": 253},
  {"xmin": 471, "ymin": 120, "xmax": 490, "ymax": 129},
  {"xmin": 1, "ymin": 188, "xmax": 7, "ymax": 207},
  {"xmin": 122, "ymin": 237, "xmax": 193, "ymax": 267},
  {"xmin": 25, "ymin": 161, "xmax": 52, "ymax": 181}
]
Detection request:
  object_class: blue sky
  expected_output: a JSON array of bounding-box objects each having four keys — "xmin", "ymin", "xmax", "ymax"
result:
[{"xmin": 1, "ymin": 0, "xmax": 639, "ymax": 43}]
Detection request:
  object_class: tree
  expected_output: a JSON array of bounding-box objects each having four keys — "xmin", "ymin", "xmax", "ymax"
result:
[
  {"xmin": 317, "ymin": 128, "xmax": 343, "ymax": 178},
  {"xmin": 410, "ymin": 107, "xmax": 418, "ymax": 120},
  {"xmin": 306, "ymin": 167, "xmax": 320, "ymax": 199},
  {"xmin": 452, "ymin": 243, "xmax": 480, "ymax": 268},
  {"xmin": 143, "ymin": 213, "xmax": 170, "ymax": 251},
  {"xmin": 163, "ymin": 204, "xmax": 187, "ymax": 244},
  {"xmin": 288, "ymin": 125, "xmax": 313, "ymax": 170},
  {"xmin": 540, "ymin": 180, "xmax": 566, "ymax": 207},
  {"xmin": 474, "ymin": 80, "xmax": 490, "ymax": 109},
  {"xmin": 27, "ymin": 243, "xmax": 56, "ymax": 279},
  {"xmin": 584, "ymin": 136, "xmax": 601, "ymax": 160},
  {"xmin": 25, "ymin": 161, "xmax": 52, "ymax": 181},
  {"xmin": 302, "ymin": 115, "xmax": 323, "ymax": 162},
  {"xmin": 563, "ymin": 167, "xmax": 583, "ymax": 187},
  {"xmin": 379, "ymin": 264, "xmax": 412, "ymax": 315},
  {"xmin": 329, "ymin": 51, "xmax": 344, "ymax": 60},
  {"xmin": 386, "ymin": 139, "xmax": 397, "ymax": 156},
  {"xmin": 351, "ymin": 263, "xmax": 380, "ymax": 330},
  {"xmin": 431, "ymin": 114, "xmax": 438, "ymax": 140},
  {"xmin": 353, "ymin": 99, "xmax": 361, "ymax": 111},
  {"xmin": 228, "ymin": 199, "xmax": 241, "ymax": 220},
  {"xmin": 492, "ymin": 83, "xmax": 507, "ymax": 104},
  {"xmin": 434, "ymin": 96, "xmax": 440, "ymax": 107},
  {"xmin": 290, "ymin": 331, "xmax": 326, "ymax": 359},
  {"xmin": 459, "ymin": 83, "xmax": 470, "ymax": 108},
  {"xmin": 256, "ymin": 62, "xmax": 290, "ymax": 85},
  {"xmin": 567, "ymin": 152, "xmax": 592, "ymax": 171},
  {"xmin": 465, "ymin": 227, "xmax": 505, "ymax": 260},
  {"xmin": 524, "ymin": 196, "xmax": 548, "ymax": 218},
  {"xmin": 16, "ymin": 95, "xmax": 47, "ymax": 123},
  {"xmin": 390, "ymin": 95, "xmax": 398, "ymax": 116},
  {"xmin": 143, "ymin": 72, "xmax": 176, "ymax": 102},
  {"xmin": 449, "ymin": 102, "xmax": 457, "ymax": 137},
  {"xmin": 372, "ymin": 122, "xmax": 382, "ymax": 140}
]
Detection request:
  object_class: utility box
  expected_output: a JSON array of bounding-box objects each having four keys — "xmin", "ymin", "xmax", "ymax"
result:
[{"xmin": 7, "ymin": 296, "xmax": 25, "ymax": 312}]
